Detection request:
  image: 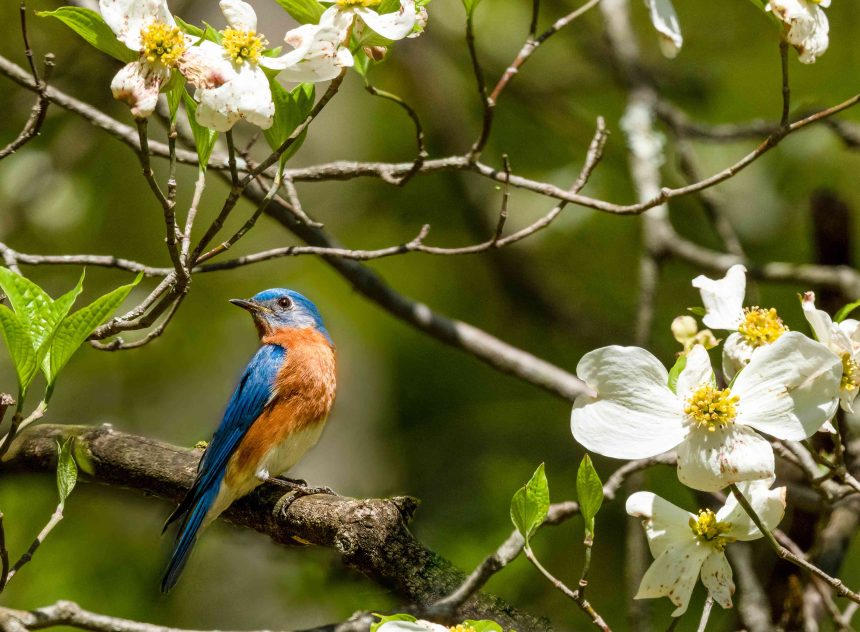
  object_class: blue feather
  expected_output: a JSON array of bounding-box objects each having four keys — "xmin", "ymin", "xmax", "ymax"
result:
[{"xmin": 161, "ymin": 344, "xmax": 286, "ymax": 592}]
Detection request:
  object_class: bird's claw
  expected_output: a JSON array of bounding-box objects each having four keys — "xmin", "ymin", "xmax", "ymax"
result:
[{"xmin": 277, "ymin": 484, "xmax": 338, "ymax": 519}]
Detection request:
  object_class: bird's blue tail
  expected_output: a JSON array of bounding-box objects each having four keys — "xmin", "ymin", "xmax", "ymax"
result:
[{"xmin": 161, "ymin": 483, "xmax": 220, "ymax": 593}]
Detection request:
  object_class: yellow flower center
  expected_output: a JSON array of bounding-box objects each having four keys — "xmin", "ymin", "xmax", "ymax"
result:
[
  {"xmin": 737, "ymin": 307, "xmax": 787, "ymax": 347},
  {"xmin": 336, "ymin": 0, "xmax": 382, "ymax": 7},
  {"xmin": 449, "ymin": 627, "xmax": 477, "ymax": 632},
  {"xmin": 841, "ymin": 354, "xmax": 859, "ymax": 392},
  {"xmin": 141, "ymin": 22, "xmax": 186, "ymax": 67},
  {"xmin": 221, "ymin": 28, "xmax": 267, "ymax": 64},
  {"xmin": 685, "ymin": 384, "xmax": 738, "ymax": 431},
  {"xmin": 689, "ymin": 509, "xmax": 734, "ymax": 552}
]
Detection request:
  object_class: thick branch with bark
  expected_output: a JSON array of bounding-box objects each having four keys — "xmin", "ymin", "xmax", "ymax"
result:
[{"xmin": 0, "ymin": 424, "xmax": 547, "ymax": 631}]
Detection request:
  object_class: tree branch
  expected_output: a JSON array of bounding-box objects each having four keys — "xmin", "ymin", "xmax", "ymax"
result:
[{"xmin": 0, "ymin": 424, "xmax": 546, "ymax": 631}]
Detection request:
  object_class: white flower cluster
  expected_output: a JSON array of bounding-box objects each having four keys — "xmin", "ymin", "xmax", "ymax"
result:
[
  {"xmin": 99, "ymin": 0, "xmax": 426, "ymax": 129},
  {"xmin": 571, "ymin": 265, "xmax": 855, "ymax": 615},
  {"xmin": 643, "ymin": 0, "xmax": 831, "ymax": 64}
]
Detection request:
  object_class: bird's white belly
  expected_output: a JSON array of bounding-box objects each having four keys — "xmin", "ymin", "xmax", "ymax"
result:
[{"xmin": 256, "ymin": 420, "xmax": 326, "ymax": 481}]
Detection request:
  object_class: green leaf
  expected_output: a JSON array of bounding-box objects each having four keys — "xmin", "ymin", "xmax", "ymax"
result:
[
  {"xmin": 510, "ymin": 463, "xmax": 549, "ymax": 544},
  {"xmin": 835, "ymin": 299, "xmax": 860, "ymax": 323},
  {"xmin": 0, "ymin": 267, "xmax": 54, "ymax": 335},
  {"xmin": 182, "ymin": 92, "xmax": 219, "ymax": 171},
  {"xmin": 274, "ymin": 0, "xmax": 325, "ymax": 26},
  {"xmin": 746, "ymin": 0, "xmax": 767, "ymax": 9},
  {"xmin": 462, "ymin": 0, "xmax": 481, "ymax": 17},
  {"xmin": 38, "ymin": 7, "xmax": 137, "ymax": 63},
  {"xmin": 0, "ymin": 305, "xmax": 38, "ymax": 394},
  {"xmin": 369, "ymin": 614, "xmax": 417, "ymax": 632},
  {"xmin": 56, "ymin": 437, "xmax": 78, "ymax": 508},
  {"xmin": 576, "ymin": 454, "xmax": 603, "ymax": 536},
  {"xmin": 165, "ymin": 72, "xmax": 185, "ymax": 123},
  {"xmin": 263, "ymin": 81, "xmax": 315, "ymax": 167},
  {"xmin": 46, "ymin": 274, "xmax": 142, "ymax": 386},
  {"xmin": 464, "ymin": 622, "xmax": 504, "ymax": 632},
  {"xmin": 202, "ymin": 21, "xmax": 224, "ymax": 44},
  {"xmin": 667, "ymin": 354, "xmax": 686, "ymax": 394},
  {"xmin": 174, "ymin": 15, "xmax": 204, "ymax": 37},
  {"xmin": 687, "ymin": 306, "xmax": 706, "ymax": 317}
]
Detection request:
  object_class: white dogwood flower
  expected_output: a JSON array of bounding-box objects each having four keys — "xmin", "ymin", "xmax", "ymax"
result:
[
  {"xmin": 321, "ymin": 0, "xmax": 422, "ymax": 42},
  {"xmin": 627, "ymin": 480, "xmax": 786, "ymax": 617},
  {"xmin": 644, "ymin": 0, "xmax": 682, "ymax": 58},
  {"xmin": 766, "ymin": 0, "xmax": 830, "ymax": 64},
  {"xmin": 181, "ymin": 0, "xmax": 352, "ymax": 131},
  {"xmin": 693, "ymin": 264, "xmax": 790, "ymax": 380},
  {"xmin": 802, "ymin": 292, "xmax": 860, "ymax": 412},
  {"xmin": 100, "ymin": 0, "xmax": 188, "ymax": 117},
  {"xmin": 571, "ymin": 335, "xmax": 841, "ymax": 491}
]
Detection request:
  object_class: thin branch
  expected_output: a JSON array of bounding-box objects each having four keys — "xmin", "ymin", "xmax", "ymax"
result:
[
  {"xmin": 364, "ymin": 82, "xmax": 427, "ymax": 186},
  {"xmin": 695, "ymin": 596, "xmax": 714, "ymax": 632},
  {"xmin": 0, "ymin": 4, "xmax": 53, "ymax": 161},
  {"xmin": 3, "ymin": 503, "xmax": 64, "ymax": 586},
  {"xmin": 728, "ymin": 483, "xmax": 860, "ymax": 605},
  {"xmin": 0, "ymin": 514, "xmax": 9, "ymax": 591},
  {"xmin": 779, "ymin": 39, "xmax": 791, "ymax": 128},
  {"xmin": 523, "ymin": 546, "xmax": 612, "ymax": 631},
  {"xmin": 465, "ymin": 8, "xmax": 491, "ymax": 160}
]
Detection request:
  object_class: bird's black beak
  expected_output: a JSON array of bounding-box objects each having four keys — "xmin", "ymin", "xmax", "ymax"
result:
[{"xmin": 229, "ymin": 298, "xmax": 265, "ymax": 313}]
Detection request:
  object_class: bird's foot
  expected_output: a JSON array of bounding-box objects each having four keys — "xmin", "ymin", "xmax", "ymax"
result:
[
  {"xmin": 270, "ymin": 476, "xmax": 308, "ymax": 489},
  {"xmin": 276, "ymin": 483, "xmax": 338, "ymax": 518}
]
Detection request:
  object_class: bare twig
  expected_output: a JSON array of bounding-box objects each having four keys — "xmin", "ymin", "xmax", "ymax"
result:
[
  {"xmin": 729, "ymin": 483, "xmax": 860, "ymax": 605},
  {"xmin": 695, "ymin": 596, "xmax": 714, "ymax": 632},
  {"xmin": 523, "ymin": 546, "xmax": 612, "ymax": 631},
  {"xmin": 364, "ymin": 82, "xmax": 427, "ymax": 186},
  {"xmin": 0, "ymin": 514, "xmax": 9, "ymax": 591},
  {"xmin": 4, "ymin": 503, "xmax": 64, "ymax": 586}
]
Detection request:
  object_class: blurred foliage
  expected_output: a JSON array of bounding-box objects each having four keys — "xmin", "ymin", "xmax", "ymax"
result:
[{"xmin": 1, "ymin": 0, "xmax": 860, "ymax": 630}]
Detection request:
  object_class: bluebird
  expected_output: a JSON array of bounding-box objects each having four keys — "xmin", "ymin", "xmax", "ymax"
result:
[{"xmin": 161, "ymin": 289, "xmax": 336, "ymax": 593}]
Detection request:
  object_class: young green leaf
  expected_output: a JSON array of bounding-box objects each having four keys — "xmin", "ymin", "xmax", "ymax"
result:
[
  {"xmin": 510, "ymin": 463, "xmax": 549, "ymax": 544},
  {"xmin": 835, "ymin": 299, "xmax": 860, "ymax": 323},
  {"xmin": 462, "ymin": 0, "xmax": 482, "ymax": 17},
  {"xmin": 667, "ymin": 354, "xmax": 687, "ymax": 394},
  {"xmin": 0, "ymin": 305, "xmax": 38, "ymax": 394},
  {"xmin": 263, "ymin": 81, "xmax": 315, "ymax": 167},
  {"xmin": 0, "ymin": 267, "xmax": 54, "ymax": 332},
  {"xmin": 274, "ymin": 0, "xmax": 325, "ymax": 26},
  {"xmin": 56, "ymin": 438, "xmax": 78, "ymax": 508},
  {"xmin": 576, "ymin": 454, "xmax": 604, "ymax": 536},
  {"xmin": 687, "ymin": 306, "xmax": 706, "ymax": 317},
  {"xmin": 46, "ymin": 274, "xmax": 142, "ymax": 386},
  {"xmin": 165, "ymin": 73, "xmax": 185, "ymax": 123},
  {"xmin": 38, "ymin": 7, "xmax": 137, "ymax": 63},
  {"xmin": 174, "ymin": 15, "xmax": 204, "ymax": 37},
  {"xmin": 369, "ymin": 614, "xmax": 418, "ymax": 632},
  {"xmin": 182, "ymin": 92, "xmax": 219, "ymax": 171}
]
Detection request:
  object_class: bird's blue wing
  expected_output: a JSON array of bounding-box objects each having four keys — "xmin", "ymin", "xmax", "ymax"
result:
[
  {"xmin": 161, "ymin": 343, "xmax": 285, "ymax": 592},
  {"xmin": 163, "ymin": 343, "xmax": 285, "ymax": 527},
  {"xmin": 195, "ymin": 343, "xmax": 286, "ymax": 490}
]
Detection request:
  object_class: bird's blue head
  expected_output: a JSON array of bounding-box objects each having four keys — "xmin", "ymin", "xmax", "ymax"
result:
[{"xmin": 230, "ymin": 288, "xmax": 330, "ymax": 342}]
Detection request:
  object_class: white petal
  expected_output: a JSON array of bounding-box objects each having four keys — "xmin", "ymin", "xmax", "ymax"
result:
[
  {"xmin": 767, "ymin": 0, "xmax": 829, "ymax": 64},
  {"xmin": 700, "ymin": 552, "xmax": 734, "ymax": 610},
  {"xmin": 675, "ymin": 345, "xmax": 714, "ymax": 399},
  {"xmin": 110, "ymin": 60, "xmax": 169, "ymax": 118},
  {"xmin": 220, "ymin": 0, "xmax": 257, "ymax": 31},
  {"xmin": 266, "ymin": 16, "xmax": 353, "ymax": 80},
  {"xmin": 626, "ymin": 492, "xmax": 696, "ymax": 559},
  {"xmin": 644, "ymin": 0, "xmax": 683, "ymax": 58},
  {"xmin": 100, "ymin": 0, "xmax": 174, "ymax": 50},
  {"xmin": 355, "ymin": 0, "xmax": 417, "ymax": 41},
  {"xmin": 692, "ymin": 265, "xmax": 746, "ymax": 331},
  {"xmin": 179, "ymin": 40, "xmax": 233, "ymax": 90},
  {"xmin": 571, "ymin": 346, "xmax": 686, "ymax": 459},
  {"xmin": 717, "ymin": 480, "xmax": 786, "ymax": 540},
  {"xmin": 635, "ymin": 540, "xmax": 711, "ymax": 617},
  {"xmin": 676, "ymin": 425, "xmax": 775, "ymax": 492},
  {"xmin": 802, "ymin": 292, "xmax": 833, "ymax": 346},
  {"xmin": 196, "ymin": 63, "xmax": 273, "ymax": 131},
  {"xmin": 733, "ymin": 331, "xmax": 842, "ymax": 440},
  {"xmin": 820, "ymin": 418, "xmax": 838, "ymax": 433},
  {"xmin": 721, "ymin": 332, "xmax": 753, "ymax": 382}
]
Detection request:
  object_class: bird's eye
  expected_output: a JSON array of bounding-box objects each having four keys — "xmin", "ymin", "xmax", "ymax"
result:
[{"xmin": 276, "ymin": 297, "xmax": 293, "ymax": 309}]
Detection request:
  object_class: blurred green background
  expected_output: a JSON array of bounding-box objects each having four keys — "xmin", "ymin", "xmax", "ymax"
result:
[{"xmin": 2, "ymin": 0, "xmax": 860, "ymax": 629}]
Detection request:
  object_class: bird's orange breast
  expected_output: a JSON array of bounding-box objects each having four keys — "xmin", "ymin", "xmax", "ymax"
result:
[{"xmin": 224, "ymin": 327, "xmax": 336, "ymax": 489}]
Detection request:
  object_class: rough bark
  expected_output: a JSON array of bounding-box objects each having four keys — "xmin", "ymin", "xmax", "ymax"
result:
[{"xmin": 1, "ymin": 424, "xmax": 548, "ymax": 631}]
